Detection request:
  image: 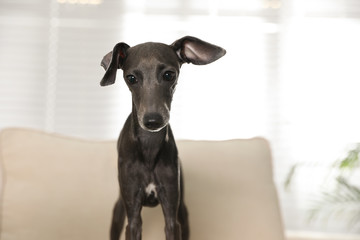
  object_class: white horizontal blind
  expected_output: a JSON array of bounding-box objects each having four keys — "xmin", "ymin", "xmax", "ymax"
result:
[
  {"xmin": 0, "ymin": 0, "xmax": 129, "ymax": 139},
  {"xmin": 1, "ymin": 0, "xmax": 360, "ymax": 234},
  {"xmin": 0, "ymin": 1, "xmax": 49, "ymax": 130}
]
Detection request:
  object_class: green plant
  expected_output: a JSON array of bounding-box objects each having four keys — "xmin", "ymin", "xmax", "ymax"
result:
[
  {"xmin": 284, "ymin": 143, "xmax": 360, "ymax": 229},
  {"xmin": 309, "ymin": 176, "xmax": 360, "ymax": 227}
]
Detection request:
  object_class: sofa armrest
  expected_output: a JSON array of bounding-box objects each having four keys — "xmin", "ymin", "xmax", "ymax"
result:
[{"xmin": 286, "ymin": 231, "xmax": 360, "ymax": 240}]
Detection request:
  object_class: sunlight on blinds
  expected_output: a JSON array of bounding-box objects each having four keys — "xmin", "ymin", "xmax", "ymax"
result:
[{"xmin": 276, "ymin": 6, "xmax": 360, "ymax": 233}]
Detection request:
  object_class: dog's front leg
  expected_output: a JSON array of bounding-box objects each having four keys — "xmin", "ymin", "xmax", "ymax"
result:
[
  {"xmin": 157, "ymin": 169, "xmax": 182, "ymax": 240},
  {"xmin": 161, "ymin": 197, "xmax": 181, "ymax": 240},
  {"xmin": 120, "ymin": 167, "xmax": 144, "ymax": 240},
  {"xmin": 124, "ymin": 197, "xmax": 143, "ymax": 240}
]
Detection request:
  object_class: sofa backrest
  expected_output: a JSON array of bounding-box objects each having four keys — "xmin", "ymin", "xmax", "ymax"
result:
[{"xmin": 0, "ymin": 128, "xmax": 284, "ymax": 240}]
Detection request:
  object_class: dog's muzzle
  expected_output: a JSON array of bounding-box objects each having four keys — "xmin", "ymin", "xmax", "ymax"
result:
[{"xmin": 141, "ymin": 113, "xmax": 168, "ymax": 132}]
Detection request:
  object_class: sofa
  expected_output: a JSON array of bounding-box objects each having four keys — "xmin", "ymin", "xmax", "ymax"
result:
[{"xmin": 0, "ymin": 128, "xmax": 358, "ymax": 240}]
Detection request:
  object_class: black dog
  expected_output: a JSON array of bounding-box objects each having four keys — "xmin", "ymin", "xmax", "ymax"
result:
[{"xmin": 100, "ymin": 36, "xmax": 226, "ymax": 240}]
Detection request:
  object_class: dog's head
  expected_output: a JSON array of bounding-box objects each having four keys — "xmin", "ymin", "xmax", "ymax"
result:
[{"xmin": 100, "ymin": 36, "xmax": 226, "ymax": 132}]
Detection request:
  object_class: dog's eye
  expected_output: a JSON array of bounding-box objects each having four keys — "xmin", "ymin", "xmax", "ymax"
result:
[
  {"xmin": 126, "ymin": 75, "xmax": 137, "ymax": 85},
  {"xmin": 163, "ymin": 71, "xmax": 175, "ymax": 82}
]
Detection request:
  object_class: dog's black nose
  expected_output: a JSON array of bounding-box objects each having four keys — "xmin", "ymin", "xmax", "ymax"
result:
[{"xmin": 143, "ymin": 113, "xmax": 164, "ymax": 131}]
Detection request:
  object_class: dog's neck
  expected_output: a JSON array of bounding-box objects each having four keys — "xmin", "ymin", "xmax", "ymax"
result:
[{"xmin": 131, "ymin": 111, "xmax": 168, "ymax": 169}]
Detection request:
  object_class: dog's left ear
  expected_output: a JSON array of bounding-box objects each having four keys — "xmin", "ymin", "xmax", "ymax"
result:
[
  {"xmin": 100, "ymin": 42, "xmax": 130, "ymax": 86},
  {"xmin": 172, "ymin": 36, "xmax": 226, "ymax": 65}
]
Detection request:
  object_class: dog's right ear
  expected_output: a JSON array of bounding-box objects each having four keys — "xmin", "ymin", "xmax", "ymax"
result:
[
  {"xmin": 100, "ymin": 42, "xmax": 130, "ymax": 86},
  {"xmin": 172, "ymin": 36, "xmax": 226, "ymax": 65}
]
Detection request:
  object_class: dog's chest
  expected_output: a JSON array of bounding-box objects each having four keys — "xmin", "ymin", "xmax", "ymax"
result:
[
  {"xmin": 145, "ymin": 182, "xmax": 157, "ymax": 197},
  {"xmin": 143, "ymin": 182, "xmax": 159, "ymax": 207},
  {"xmin": 137, "ymin": 132, "xmax": 165, "ymax": 169}
]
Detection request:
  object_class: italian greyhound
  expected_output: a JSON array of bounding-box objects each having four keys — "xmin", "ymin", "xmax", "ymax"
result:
[{"xmin": 100, "ymin": 36, "xmax": 226, "ymax": 240}]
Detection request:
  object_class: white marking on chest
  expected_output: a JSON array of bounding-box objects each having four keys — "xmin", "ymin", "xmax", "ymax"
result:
[{"xmin": 145, "ymin": 182, "xmax": 157, "ymax": 197}]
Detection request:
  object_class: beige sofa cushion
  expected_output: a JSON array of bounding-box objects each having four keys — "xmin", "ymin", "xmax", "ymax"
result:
[{"xmin": 0, "ymin": 128, "xmax": 284, "ymax": 240}]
